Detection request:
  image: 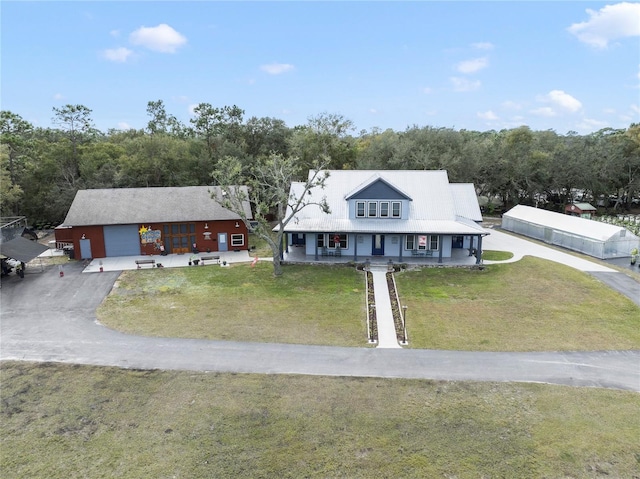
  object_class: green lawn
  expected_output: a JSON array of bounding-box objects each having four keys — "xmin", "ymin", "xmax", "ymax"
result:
[
  {"xmin": 481, "ymin": 249, "xmax": 514, "ymax": 261},
  {"xmin": 395, "ymin": 256, "xmax": 640, "ymax": 351},
  {"xmin": 99, "ymin": 257, "xmax": 640, "ymax": 351},
  {"xmin": 2, "ymin": 362, "xmax": 639, "ymax": 479},
  {"xmin": 98, "ymin": 262, "xmax": 368, "ymax": 346}
]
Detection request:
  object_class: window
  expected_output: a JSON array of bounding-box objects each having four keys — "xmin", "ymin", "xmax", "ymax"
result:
[
  {"xmin": 317, "ymin": 234, "xmax": 325, "ymax": 247},
  {"xmin": 379, "ymin": 202, "xmax": 389, "ymax": 217},
  {"xmin": 405, "ymin": 235, "xmax": 414, "ymax": 250},
  {"xmin": 391, "ymin": 202, "xmax": 401, "ymax": 218},
  {"xmin": 405, "ymin": 235, "xmax": 438, "ymax": 250},
  {"xmin": 231, "ymin": 234, "xmax": 244, "ymax": 247},
  {"xmin": 329, "ymin": 233, "xmax": 347, "ymax": 249},
  {"xmin": 356, "ymin": 201, "xmax": 366, "ymax": 217},
  {"xmin": 368, "ymin": 202, "xmax": 377, "ymax": 217}
]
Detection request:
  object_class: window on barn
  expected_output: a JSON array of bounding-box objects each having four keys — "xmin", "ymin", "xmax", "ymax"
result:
[{"xmin": 231, "ymin": 234, "xmax": 244, "ymax": 247}]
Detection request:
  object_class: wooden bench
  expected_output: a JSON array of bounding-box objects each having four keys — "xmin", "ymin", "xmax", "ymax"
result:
[
  {"xmin": 200, "ymin": 255, "xmax": 220, "ymax": 264},
  {"xmin": 135, "ymin": 259, "xmax": 156, "ymax": 269}
]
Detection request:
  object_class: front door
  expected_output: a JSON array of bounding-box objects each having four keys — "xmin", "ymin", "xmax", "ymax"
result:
[
  {"xmin": 164, "ymin": 223, "xmax": 196, "ymax": 254},
  {"xmin": 218, "ymin": 232, "xmax": 228, "ymax": 252},
  {"xmin": 452, "ymin": 235, "xmax": 464, "ymax": 248},
  {"xmin": 291, "ymin": 233, "xmax": 306, "ymax": 246},
  {"xmin": 372, "ymin": 234, "xmax": 384, "ymax": 256}
]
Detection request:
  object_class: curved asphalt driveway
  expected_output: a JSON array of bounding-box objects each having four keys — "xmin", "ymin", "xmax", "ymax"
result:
[{"xmin": 1, "ymin": 259, "xmax": 639, "ymax": 391}]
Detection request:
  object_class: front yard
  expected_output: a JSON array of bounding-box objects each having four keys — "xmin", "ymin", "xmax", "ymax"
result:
[
  {"xmin": 394, "ymin": 256, "xmax": 640, "ymax": 351},
  {"xmin": 98, "ymin": 256, "xmax": 640, "ymax": 351},
  {"xmin": 98, "ymin": 262, "xmax": 367, "ymax": 346}
]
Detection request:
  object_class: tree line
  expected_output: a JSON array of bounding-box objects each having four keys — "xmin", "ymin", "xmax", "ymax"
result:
[{"xmin": 1, "ymin": 101, "xmax": 639, "ymax": 227}]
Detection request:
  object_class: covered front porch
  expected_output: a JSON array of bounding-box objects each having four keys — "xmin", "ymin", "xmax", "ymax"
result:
[
  {"xmin": 284, "ymin": 232, "xmax": 486, "ymax": 266},
  {"xmin": 283, "ymin": 243, "xmax": 481, "ymax": 267}
]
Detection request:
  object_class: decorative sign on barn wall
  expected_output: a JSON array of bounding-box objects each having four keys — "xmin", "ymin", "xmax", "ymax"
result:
[{"xmin": 139, "ymin": 226, "xmax": 161, "ymax": 245}]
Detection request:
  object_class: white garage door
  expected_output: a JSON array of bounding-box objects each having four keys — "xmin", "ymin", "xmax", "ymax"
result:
[{"xmin": 103, "ymin": 225, "xmax": 140, "ymax": 257}]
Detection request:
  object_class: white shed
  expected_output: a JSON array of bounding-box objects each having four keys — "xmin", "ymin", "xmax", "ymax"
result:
[{"xmin": 502, "ymin": 205, "xmax": 640, "ymax": 259}]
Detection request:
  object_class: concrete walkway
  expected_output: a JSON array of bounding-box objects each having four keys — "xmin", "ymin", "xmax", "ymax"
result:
[
  {"xmin": 370, "ymin": 265, "xmax": 401, "ymax": 349},
  {"xmin": 482, "ymin": 229, "xmax": 616, "ymax": 272}
]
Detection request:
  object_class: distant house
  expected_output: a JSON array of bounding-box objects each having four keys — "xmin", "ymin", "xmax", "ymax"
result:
[
  {"xmin": 55, "ymin": 186, "xmax": 252, "ymax": 259},
  {"xmin": 282, "ymin": 170, "xmax": 488, "ymax": 264},
  {"xmin": 502, "ymin": 204, "xmax": 639, "ymax": 259},
  {"xmin": 565, "ymin": 202, "xmax": 597, "ymax": 219}
]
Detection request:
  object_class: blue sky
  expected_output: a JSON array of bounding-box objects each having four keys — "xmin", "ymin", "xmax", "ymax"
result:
[{"xmin": 2, "ymin": 1, "xmax": 639, "ymax": 135}]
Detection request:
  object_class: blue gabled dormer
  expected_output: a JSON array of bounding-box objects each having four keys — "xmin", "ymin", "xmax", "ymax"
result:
[{"xmin": 345, "ymin": 174, "xmax": 412, "ymax": 220}]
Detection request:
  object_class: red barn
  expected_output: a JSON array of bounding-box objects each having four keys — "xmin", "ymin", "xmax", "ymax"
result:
[{"xmin": 55, "ymin": 186, "xmax": 252, "ymax": 259}]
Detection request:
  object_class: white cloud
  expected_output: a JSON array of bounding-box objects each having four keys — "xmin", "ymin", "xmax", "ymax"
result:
[
  {"xmin": 260, "ymin": 63, "xmax": 295, "ymax": 75},
  {"xmin": 450, "ymin": 77, "xmax": 481, "ymax": 92},
  {"xmin": 103, "ymin": 47, "xmax": 133, "ymax": 63},
  {"xmin": 501, "ymin": 100, "xmax": 522, "ymax": 110},
  {"xmin": 188, "ymin": 104, "xmax": 199, "ymax": 115},
  {"xmin": 568, "ymin": 2, "xmax": 640, "ymax": 49},
  {"xmin": 422, "ymin": 86, "xmax": 433, "ymax": 94},
  {"xmin": 369, "ymin": 108, "xmax": 378, "ymax": 114},
  {"xmin": 110, "ymin": 30, "xmax": 120, "ymax": 38},
  {"xmin": 537, "ymin": 90, "xmax": 582, "ymax": 113},
  {"xmin": 53, "ymin": 93, "xmax": 64, "ymax": 100},
  {"xmin": 477, "ymin": 110, "xmax": 498, "ymax": 121},
  {"xmin": 456, "ymin": 57, "xmax": 488, "ymax": 74},
  {"xmin": 531, "ymin": 107, "xmax": 557, "ymax": 117},
  {"xmin": 576, "ymin": 118, "xmax": 609, "ymax": 131},
  {"xmin": 129, "ymin": 24, "xmax": 187, "ymax": 53},
  {"xmin": 117, "ymin": 122, "xmax": 131, "ymax": 130},
  {"xmin": 471, "ymin": 42, "xmax": 494, "ymax": 50},
  {"xmin": 631, "ymin": 104, "xmax": 640, "ymax": 115}
]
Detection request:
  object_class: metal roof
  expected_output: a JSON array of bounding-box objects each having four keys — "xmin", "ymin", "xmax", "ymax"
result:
[
  {"xmin": 571, "ymin": 202, "xmax": 597, "ymax": 211},
  {"xmin": 450, "ymin": 184, "xmax": 483, "ymax": 222},
  {"xmin": 62, "ymin": 186, "xmax": 252, "ymax": 226},
  {"xmin": 0, "ymin": 237, "xmax": 49, "ymax": 263},
  {"xmin": 503, "ymin": 205, "xmax": 636, "ymax": 242},
  {"xmin": 284, "ymin": 170, "xmax": 487, "ymax": 235}
]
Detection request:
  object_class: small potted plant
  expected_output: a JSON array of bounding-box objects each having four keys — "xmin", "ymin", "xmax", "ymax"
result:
[{"xmin": 631, "ymin": 248, "xmax": 639, "ymax": 265}]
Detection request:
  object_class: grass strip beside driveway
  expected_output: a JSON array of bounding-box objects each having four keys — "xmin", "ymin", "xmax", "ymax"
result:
[
  {"xmin": 395, "ymin": 256, "xmax": 640, "ymax": 351},
  {"xmin": 98, "ymin": 262, "xmax": 367, "ymax": 346}
]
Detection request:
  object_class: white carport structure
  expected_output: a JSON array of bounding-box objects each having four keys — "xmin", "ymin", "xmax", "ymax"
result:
[{"xmin": 502, "ymin": 205, "xmax": 640, "ymax": 259}]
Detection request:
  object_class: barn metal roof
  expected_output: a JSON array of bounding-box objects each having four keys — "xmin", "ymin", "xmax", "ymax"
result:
[
  {"xmin": 503, "ymin": 204, "xmax": 636, "ymax": 242},
  {"xmin": 62, "ymin": 186, "xmax": 252, "ymax": 226}
]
